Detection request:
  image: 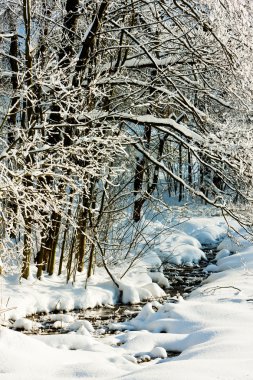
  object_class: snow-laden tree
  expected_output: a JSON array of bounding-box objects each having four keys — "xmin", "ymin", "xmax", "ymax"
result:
[
  {"xmin": 0, "ymin": 0, "xmax": 129, "ymax": 279},
  {"xmin": 1, "ymin": 0, "xmax": 253, "ymax": 280},
  {"xmin": 79, "ymin": 0, "xmax": 253, "ymax": 222}
]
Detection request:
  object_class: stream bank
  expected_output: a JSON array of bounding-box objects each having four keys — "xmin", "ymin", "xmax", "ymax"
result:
[{"xmin": 13, "ymin": 248, "xmax": 217, "ymax": 335}]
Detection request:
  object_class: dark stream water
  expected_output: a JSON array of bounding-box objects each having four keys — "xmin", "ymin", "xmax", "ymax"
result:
[{"xmin": 19, "ymin": 249, "xmax": 216, "ymax": 336}]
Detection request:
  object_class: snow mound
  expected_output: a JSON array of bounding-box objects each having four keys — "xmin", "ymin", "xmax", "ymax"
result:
[
  {"xmin": 166, "ymin": 245, "xmax": 206, "ymax": 266},
  {"xmin": 204, "ymin": 263, "xmax": 219, "ymax": 273},
  {"xmin": 13, "ymin": 318, "xmax": 41, "ymax": 331},
  {"xmin": 158, "ymin": 231, "xmax": 206, "ymax": 266},
  {"xmin": 68, "ymin": 320, "xmax": 94, "ymax": 334},
  {"xmin": 118, "ymin": 282, "xmax": 165, "ymax": 304},
  {"xmin": 178, "ymin": 217, "xmax": 227, "ymax": 247},
  {"xmin": 160, "ymin": 233, "xmax": 201, "ymax": 251},
  {"xmin": 2, "ymin": 217, "xmax": 253, "ymax": 380},
  {"xmin": 139, "ymin": 251, "xmax": 162, "ymax": 269},
  {"xmin": 217, "ymin": 235, "xmax": 252, "ymax": 252},
  {"xmin": 215, "ymin": 249, "xmax": 231, "ymax": 260},
  {"xmin": 48, "ymin": 314, "xmax": 76, "ymax": 323},
  {"xmin": 148, "ymin": 272, "xmax": 170, "ymax": 288},
  {"xmin": 53, "ymin": 321, "xmax": 68, "ymax": 329},
  {"xmin": 150, "ymin": 346, "xmax": 167, "ymax": 359}
]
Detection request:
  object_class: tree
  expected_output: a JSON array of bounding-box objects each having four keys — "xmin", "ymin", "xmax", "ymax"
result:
[{"xmin": 0, "ymin": 0, "xmax": 253, "ymax": 280}]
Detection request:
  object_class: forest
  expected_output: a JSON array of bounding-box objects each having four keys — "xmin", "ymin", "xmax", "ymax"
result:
[{"xmin": 1, "ymin": 1, "xmax": 253, "ymax": 380}]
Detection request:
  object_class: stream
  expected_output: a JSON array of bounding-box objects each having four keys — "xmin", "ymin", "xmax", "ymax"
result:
[{"xmin": 16, "ymin": 248, "xmax": 216, "ymax": 336}]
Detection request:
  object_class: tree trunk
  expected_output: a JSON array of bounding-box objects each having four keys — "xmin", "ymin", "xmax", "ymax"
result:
[
  {"xmin": 47, "ymin": 213, "xmax": 61, "ymax": 276},
  {"xmin": 22, "ymin": 223, "xmax": 31, "ymax": 279},
  {"xmin": 178, "ymin": 143, "xmax": 183, "ymax": 202}
]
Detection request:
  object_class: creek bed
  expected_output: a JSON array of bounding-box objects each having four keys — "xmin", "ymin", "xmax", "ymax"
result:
[
  {"xmin": 163, "ymin": 248, "xmax": 216, "ymax": 297},
  {"xmin": 15, "ymin": 248, "xmax": 216, "ymax": 336}
]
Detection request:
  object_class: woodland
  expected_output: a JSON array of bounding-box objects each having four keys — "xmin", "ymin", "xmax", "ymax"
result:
[
  {"xmin": 1, "ymin": 0, "xmax": 253, "ymax": 282},
  {"xmin": 1, "ymin": 2, "xmax": 253, "ymax": 380}
]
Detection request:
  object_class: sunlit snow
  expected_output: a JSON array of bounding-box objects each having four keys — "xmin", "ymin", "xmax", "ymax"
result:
[{"xmin": 1, "ymin": 217, "xmax": 253, "ymax": 379}]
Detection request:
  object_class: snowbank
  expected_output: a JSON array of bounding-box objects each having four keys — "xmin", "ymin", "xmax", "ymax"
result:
[
  {"xmin": 107, "ymin": 244, "xmax": 253, "ymax": 380},
  {"xmin": 2, "ymin": 236, "xmax": 253, "ymax": 380},
  {"xmin": 1, "ymin": 216, "xmax": 253, "ymax": 380},
  {"xmin": 0, "ymin": 269, "xmax": 167, "ymax": 321}
]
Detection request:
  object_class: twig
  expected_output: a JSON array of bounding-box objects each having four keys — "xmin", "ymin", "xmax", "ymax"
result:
[{"xmin": 202, "ymin": 286, "xmax": 241, "ymax": 295}]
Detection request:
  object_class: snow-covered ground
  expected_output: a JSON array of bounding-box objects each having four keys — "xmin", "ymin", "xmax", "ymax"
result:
[{"xmin": 1, "ymin": 216, "xmax": 253, "ymax": 379}]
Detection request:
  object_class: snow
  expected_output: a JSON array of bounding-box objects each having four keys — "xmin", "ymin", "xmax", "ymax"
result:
[
  {"xmin": 67, "ymin": 320, "xmax": 94, "ymax": 334},
  {"xmin": 215, "ymin": 248, "xmax": 231, "ymax": 260},
  {"xmin": 158, "ymin": 232, "xmax": 205, "ymax": 266},
  {"xmin": 118, "ymin": 281, "xmax": 166, "ymax": 304},
  {"xmin": 1, "ymin": 216, "xmax": 253, "ymax": 379},
  {"xmin": 48, "ymin": 314, "xmax": 76, "ymax": 323},
  {"xmin": 177, "ymin": 217, "xmax": 227, "ymax": 247},
  {"xmin": 148, "ymin": 272, "xmax": 170, "ymax": 288},
  {"xmin": 0, "ymin": 327, "xmax": 135, "ymax": 380},
  {"xmin": 150, "ymin": 346, "xmax": 167, "ymax": 359},
  {"xmin": 106, "ymin": 242, "xmax": 253, "ymax": 379},
  {"xmin": 13, "ymin": 318, "xmax": 41, "ymax": 331},
  {"xmin": 117, "ymin": 113, "xmax": 203, "ymax": 142},
  {"xmin": 0, "ymin": 267, "xmax": 167, "ymax": 321}
]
